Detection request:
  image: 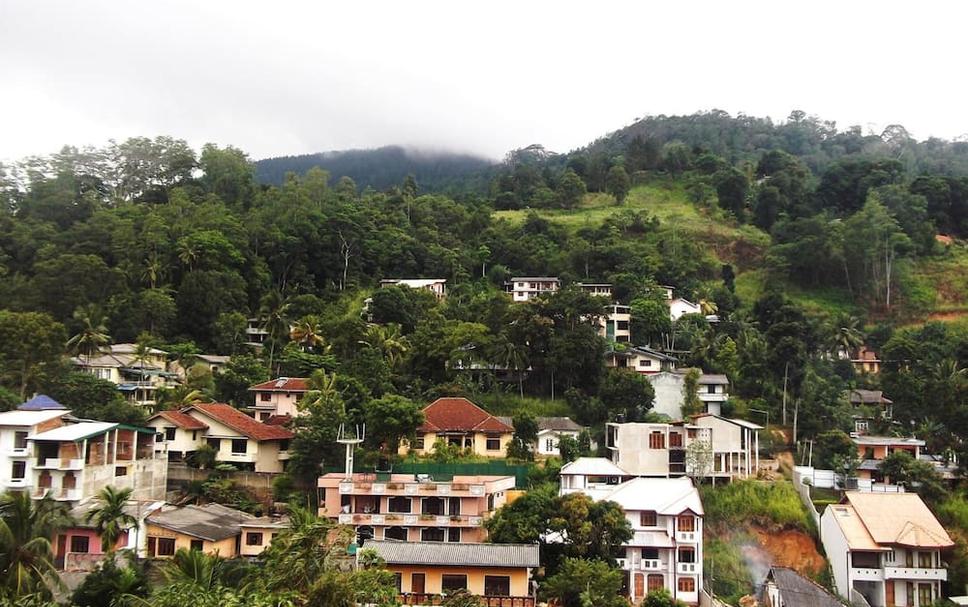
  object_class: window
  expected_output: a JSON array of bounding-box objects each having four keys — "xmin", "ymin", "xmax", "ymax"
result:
[
  {"xmin": 687, "ymin": 429, "xmax": 697, "ymax": 439},
  {"xmin": 448, "ymin": 527, "xmax": 461, "ymax": 542},
  {"xmin": 165, "ymin": 427, "xmax": 176, "ymax": 441},
  {"xmin": 70, "ymin": 535, "xmax": 90, "ymax": 553},
  {"xmin": 414, "ymin": 437, "xmax": 425, "ymax": 450},
  {"xmin": 115, "ymin": 466, "xmax": 127, "ymax": 477},
  {"xmin": 647, "ymin": 574, "xmax": 664, "ymax": 592},
  {"xmin": 678, "ymin": 577, "xmax": 695, "ymax": 593},
  {"xmin": 919, "ymin": 551, "xmax": 932, "ymax": 568},
  {"xmin": 13, "ymin": 431, "xmax": 27, "ymax": 449},
  {"xmin": 669, "ymin": 433, "xmax": 682, "ymax": 448},
  {"xmin": 231, "ymin": 439, "xmax": 247, "ymax": 454},
  {"xmin": 155, "ymin": 433, "xmax": 164, "ymax": 443},
  {"xmin": 384, "ymin": 526, "xmax": 408, "ymax": 541},
  {"xmin": 422, "ymin": 497, "xmax": 444, "ymax": 515},
  {"xmin": 707, "ymin": 385, "xmax": 716, "ymax": 394},
  {"xmin": 11, "ymin": 461, "xmax": 25, "ymax": 480},
  {"xmin": 649, "ymin": 432, "xmax": 665, "ymax": 449},
  {"xmin": 441, "ymin": 575, "xmax": 467, "ymax": 592},
  {"xmin": 190, "ymin": 539, "xmax": 203, "ymax": 551},
  {"xmin": 639, "ymin": 359, "xmax": 652, "ymax": 368},
  {"xmin": 449, "ymin": 497, "xmax": 461, "ymax": 515},
  {"xmin": 640, "ymin": 511, "xmax": 657, "ymax": 527},
  {"xmin": 642, "ymin": 548, "xmax": 659, "ymax": 560},
  {"xmin": 678, "ymin": 515, "xmax": 695, "ymax": 532},
  {"xmin": 393, "ymin": 573, "xmax": 402, "ymax": 592},
  {"xmin": 388, "ymin": 496, "xmax": 412, "ymax": 513},
  {"xmin": 246, "ymin": 532, "xmax": 263, "ymax": 546},
  {"xmin": 679, "ymin": 547, "xmax": 696, "ymax": 563},
  {"xmin": 207, "ymin": 438, "xmax": 221, "ymax": 450},
  {"xmin": 617, "ymin": 321, "xmax": 629, "ymax": 330},
  {"xmin": 885, "ymin": 550, "xmax": 896, "ymax": 564},
  {"xmin": 484, "ymin": 575, "xmax": 511, "ymax": 596},
  {"xmin": 421, "ymin": 527, "xmax": 445, "ymax": 542},
  {"xmin": 279, "ymin": 440, "xmax": 289, "ymax": 451},
  {"xmin": 486, "ymin": 436, "xmax": 501, "ymax": 451},
  {"xmin": 546, "ymin": 438, "xmax": 555, "ymax": 452},
  {"xmin": 260, "ymin": 392, "xmax": 271, "ymax": 402},
  {"xmin": 157, "ymin": 538, "xmax": 176, "ymax": 556}
]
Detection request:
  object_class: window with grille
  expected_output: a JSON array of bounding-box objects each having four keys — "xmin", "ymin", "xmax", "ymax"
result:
[
  {"xmin": 649, "ymin": 432, "xmax": 665, "ymax": 449},
  {"xmin": 678, "ymin": 577, "xmax": 695, "ymax": 592},
  {"xmin": 640, "ymin": 511, "xmax": 657, "ymax": 527},
  {"xmin": 678, "ymin": 515, "xmax": 695, "ymax": 532}
]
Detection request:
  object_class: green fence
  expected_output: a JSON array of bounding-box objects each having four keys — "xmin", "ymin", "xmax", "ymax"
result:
[{"xmin": 323, "ymin": 461, "xmax": 531, "ymax": 488}]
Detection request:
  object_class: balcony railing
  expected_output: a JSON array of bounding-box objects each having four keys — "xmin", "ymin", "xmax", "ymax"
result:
[
  {"xmin": 337, "ymin": 512, "xmax": 483, "ymax": 527},
  {"xmin": 399, "ymin": 594, "xmax": 533, "ymax": 607},
  {"xmin": 338, "ymin": 481, "xmax": 486, "ymax": 497},
  {"xmin": 850, "ymin": 567, "xmax": 884, "ymax": 581},
  {"xmin": 677, "ymin": 562, "xmax": 699, "ymax": 574},
  {"xmin": 884, "ymin": 566, "xmax": 947, "ymax": 581},
  {"xmin": 35, "ymin": 458, "xmax": 84, "ymax": 470},
  {"xmin": 676, "ymin": 531, "xmax": 698, "ymax": 542}
]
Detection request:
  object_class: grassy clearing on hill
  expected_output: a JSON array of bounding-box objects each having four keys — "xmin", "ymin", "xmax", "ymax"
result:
[
  {"xmin": 700, "ymin": 479, "xmax": 816, "ymax": 534},
  {"xmin": 473, "ymin": 393, "xmax": 572, "ymax": 418}
]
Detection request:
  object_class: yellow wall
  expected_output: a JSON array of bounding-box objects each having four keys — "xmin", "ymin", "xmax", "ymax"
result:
[
  {"xmin": 404, "ymin": 432, "xmax": 513, "ymax": 458},
  {"xmin": 239, "ymin": 526, "xmax": 281, "ymax": 556},
  {"xmin": 145, "ymin": 523, "xmax": 238, "ymax": 558},
  {"xmin": 389, "ymin": 564, "xmax": 530, "ymax": 596}
]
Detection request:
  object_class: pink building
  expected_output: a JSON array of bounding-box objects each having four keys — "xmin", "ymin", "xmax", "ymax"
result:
[
  {"xmin": 317, "ymin": 472, "xmax": 515, "ymax": 545},
  {"xmin": 248, "ymin": 377, "xmax": 308, "ymax": 421}
]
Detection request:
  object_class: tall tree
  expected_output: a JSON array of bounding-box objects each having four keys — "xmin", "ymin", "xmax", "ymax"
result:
[{"xmin": 84, "ymin": 486, "xmax": 137, "ymax": 555}]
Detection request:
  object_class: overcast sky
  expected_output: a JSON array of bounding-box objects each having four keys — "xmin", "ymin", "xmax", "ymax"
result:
[{"xmin": 2, "ymin": 1, "xmax": 966, "ymax": 162}]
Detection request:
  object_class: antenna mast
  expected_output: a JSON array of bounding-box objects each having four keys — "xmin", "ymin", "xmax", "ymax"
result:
[{"xmin": 336, "ymin": 423, "xmax": 365, "ymax": 479}]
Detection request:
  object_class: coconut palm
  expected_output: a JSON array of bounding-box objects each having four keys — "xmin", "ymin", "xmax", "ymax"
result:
[
  {"xmin": 85, "ymin": 486, "xmax": 137, "ymax": 555},
  {"xmin": 0, "ymin": 492, "xmax": 69, "ymax": 599},
  {"xmin": 493, "ymin": 340, "xmax": 529, "ymax": 398},
  {"xmin": 161, "ymin": 548, "xmax": 224, "ymax": 590},
  {"xmin": 359, "ymin": 323, "xmax": 409, "ymax": 369},
  {"xmin": 141, "ymin": 254, "xmax": 164, "ymax": 288},
  {"xmin": 260, "ymin": 290, "xmax": 291, "ymax": 374},
  {"xmin": 698, "ymin": 298, "xmax": 718, "ymax": 316},
  {"xmin": 66, "ymin": 304, "xmax": 111, "ymax": 364},
  {"xmin": 300, "ymin": 369, "xmax": 341, "ymax": 413},
  {"xmin": 831, "ymin": 314, "xmax": 864, "ymax": 359},
  {"xmin": 155, "ymin": 387, "xmax": 206, "ymax": 410},
  {"xmin": 290, "ymin": 315, "xmax": 327, "ymax": 352},
  {"xmin": 175, "ymin": 238, "xmax": 200, "ymax": 271}
]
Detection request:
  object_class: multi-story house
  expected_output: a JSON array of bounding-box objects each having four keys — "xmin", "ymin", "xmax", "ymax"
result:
[
  {"xmin": 846, "ymin": 389, "xmax": 893, "ymax": 435},
  {"xmin": 558, "ymin": 459, "xmax": 703, "ymax": 606},
  {"xmin": 245, "ymin": 317, "xmax": 270, "ymax": 348},
  {"xmin": 605, "ymin": 346, "xmax": 677, "ymax": 375},
  {"xmin": 400, "ymin": 397, "xmax": 514, "ymax": 458},
  {"xmin": 577, "ymin": 282, "xmax": 613, "ymax": 298},
  {"xmin": 28, "ymin": 421, "xmax": 166, "ymax": 506},
  {"xmin": 379, "ymin": 278, "xmax": 447, "ymax": 299},
  {"xmin": 505, "ymin": 277, "xmax": 560, "ymax": 302},
  {"xmin": 600, "ymin": 304, "xmax": 632, "ymax": 343},
  {"xmin": 534, "ymin": 416, "xmax": 586, "ymax": 457},
  {"xmin": 317, "ymin": 471, "xmax": 515, "ymax": 545},
  {"xmin": 72, "ymin": 344, "xmax": 179, "ymax": 407},
  {"xmin": 365, "ymin": 541, "xmax": 539, "ymax": 606},
  {"xmin": 853, "ymin": 436, "xmax": 924, "ymax": 485},
  {"xmin": 146, "ymin": 409, "xmax": 209, "ymax": 462},
  {"xmin": 606, "ymin": 416, "xmax": 761, "ymax": 481},
  {"xmin": 668, "ymin": 297, "xmax": 702, "ymax": 321},
  {"xmin": 851, "ymin": 346, "xmax": 882, "ymax": 375},
  {"xmin": 171, "ymin": 403, "xmax": 293, "ymax": 473},
  {"xmin": 821, "ymin": 492, "xmax": 952, "ymax": 607},
  {"xmin": 0, "ymin": 396, "xmax": 70, "ymax": 493},
  {"xmin": 649, "ymin": 371, "xmax": 730, "ymax": 418},
  {"xmin": 248, "ymin": 377, "xmax": 309, "ymax": 421}
]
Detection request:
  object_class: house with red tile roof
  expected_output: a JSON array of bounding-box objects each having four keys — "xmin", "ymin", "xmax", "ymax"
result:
[
  {"xmin": 150, "ymin": 403, "xmax": 293, "ymax": 473},
  {"xmin": 248, "ymin": 377, "xmax": 309, "ymax": 421},
  {"xmin": 146, "ymin": 410, "xmax": 208, "ymax": 462},
  {"xmin": 400, "ymin": 397, "xmax": 514, "ymax": 458}
]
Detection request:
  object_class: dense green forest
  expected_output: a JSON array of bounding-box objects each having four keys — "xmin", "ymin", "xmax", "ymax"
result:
[{"xmin": 0, "ymin": 111, "xmax": 965, "ymax": 471}]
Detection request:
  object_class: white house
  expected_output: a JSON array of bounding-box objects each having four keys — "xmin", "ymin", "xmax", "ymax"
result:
[
  {"xmin": 605, "ymin": 346, "xmax": 677, "ymax": 375},
  {"xmin": 648, "ymin": 371, "xmax": 730, "ymax": 419},
  {"xmin": 559, "ymin": 458, "xmax": 703, "ymax": 606},
  {"xmin": 379, "ymin": 278, "xmax": 447, "ymax": 299},
  {"xmin": 577, "ymin": 282, "xmax": 613, "ymax": 298},
  {"xmin": 821, "ymin": 492, "xmax": 952, "ymax": 607},
  {"xmin": 534, "ymin": 417, "xmax": 585, "ymax": 457},
  {"xmin": 245, "ymin": 317, "xmax": 270, "ymax": 348},
  {"xmin": 668, "ymin": 298, "xmax": 702, "ymax": 321},
  {"xmin": 599, "ymin": 304, "xmax": 632, "ymax": 343},
  {"xmin": 146, "ymin": 410, "xmax": 209, "ymax": 462},
  {"xmin": 177, "ymin": 403, "xmax": 293, "ymax": 473},
  {"xmin": 0, "ymin": 396, "xmax": 71, "ymax": 494},
  {"xmin": 505, "ymin": 277, "xmax": 560, "ymax": 302},
  {"xmin": 248, "ymin": 377, "xmax": 309, "ymax": 421}
]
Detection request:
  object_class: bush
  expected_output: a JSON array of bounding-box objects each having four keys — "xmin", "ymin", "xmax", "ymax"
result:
[{"xmin": 700, "ymin": 480, "xmax": 814, "ymax": 534}]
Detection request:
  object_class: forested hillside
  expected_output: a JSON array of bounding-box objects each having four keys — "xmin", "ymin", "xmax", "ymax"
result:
[
  {"xmin": 0, "ymin": 111, "xmax": 964, "ymax": 478},
  {"xmin": 254, "ymin": 145, "xmax": 495, "ymax": 192}
]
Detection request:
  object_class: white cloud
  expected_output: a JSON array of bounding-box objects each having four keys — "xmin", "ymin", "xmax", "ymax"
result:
[{"xmin": 1, "ymin": 0, "xmax": 966, "ymax": 161}]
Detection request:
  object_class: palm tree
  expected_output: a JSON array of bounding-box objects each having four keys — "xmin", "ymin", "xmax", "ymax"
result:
[
  {"xmin": 156, "ymin": 387, "xmax": 206, "ymax": 410},
  {"xmin": 66, "ymin": 304, "xmax": 111, "ymax": 364},
  {"xmin": 141, "ymin": 254, "xmax": 164, "ymax": 288},
  {"xmin": 300, "ymin": 369, "xmax": 341, "ymax": 412},
  {"xmin": 161, "ymin": 548, "xmax": 223, "ymax": 590},
  {"xmin": 0, "ymin": 493, "xmax": 69, "ymax": 598},
  {"xmin": 290, "ymin": 315, "xmax": 327, "ymax": 352},
  {"xmin": 85, "ymin": 486, "xmax": 137, "ymax": 555},
  {"xmin": 258, "ymin": 505, "xmax": 347, "ymax": 593},
  {"xmin": 259, "ymin": 290, "xmax": 291, "ymax": 374},
  {"xmin": 699, "ymin": 299, "xmax": 718, "ymax": 317},
  {"xmin": 176, "ymin": 239, "xmax": 200, "ymax": 271},
  {"xmin": 359, "ymin": 323, "xmax": 409, "ymax": 369},
  {"xmin": 493, "ymin": 340, "xmax": 529, "ymax": 398},
  {"xmin": 832, "ymin": 315, "xmax": 864, "ymax": 359}
]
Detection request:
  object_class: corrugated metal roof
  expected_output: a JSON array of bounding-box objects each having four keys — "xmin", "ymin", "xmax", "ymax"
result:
[
  {"xmin": 147, "ymin": 504, "xmax": 254, "ymax": 541},
  {"xmin": 537, "ymin": 416, "xmax": 583, "ymax": 432},
  {"xmin": 766, "ymin": 567, "xmax": 846, "ymax": 607},
  {"xmin": 0, "ymin": 409, "xmax": 68, "ymax": 427},
  {"xmin": 364, "ymin": 541, "xmax": 539, "ymax": 568},
  {"xmin": 29, "ymin": 421, "xmax": 118, "ymax": 442}
]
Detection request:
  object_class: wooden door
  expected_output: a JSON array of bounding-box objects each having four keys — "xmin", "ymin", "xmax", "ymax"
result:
[
  {"xmin": 633, "ymin": 573, "xmax": 644, "ymax": 600},
  {"xmin": 412, "ymin": 573, "xmax": 425, "ymax": 594},
  {"xmin": 885, "ymin": 580, "xmax": 895, "ymax": 606},
  {"xmin": 147, "ymin": 537, "xmax": 156, "ymax": 557}
]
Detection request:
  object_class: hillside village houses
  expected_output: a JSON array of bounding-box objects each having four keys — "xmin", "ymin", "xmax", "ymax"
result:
[
  {"xmin": 559, "ymin": 458, "xmax": 704, "ymax": 606},
  {"xmin": 400, "ymin": 397, "xmax": 514, "ymax": 458},
  {"xmin": 846, "ymin": 389, "xmax": 894, "ymax": 435},
  {"xmin": 534, "ymin": 416, "xmax": 586, "ymax": 457},
  {"xmin": 55, "ymin": 499, "xmax": 165, "ymax": 570},
  {"xmin": 0, "ymin": 396, "xmax": 71, "ymax": 493},
  {"xmin": 379, "ymin": 278, "xmax": 448, "ymax": 299},
  {"xmin": 72, "ymin": 343, "xmax": 179, "ymax": 407},
  {"xmin": 248, "ymin": 376, "xmax": 309, "ymax": 421},
  {"xmin": 144, "ymin": 503, "xmax": 258, "ymax": 559},
  {"xmin": 147, "ymin": 402, "xmax": 293, "ymax": 473},
  {"xmin": 821, "ymin": 492, "xmax": 953, "ymax": 607}
]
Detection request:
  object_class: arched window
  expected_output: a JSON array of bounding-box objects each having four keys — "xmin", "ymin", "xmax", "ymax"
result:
[
  {"xmin": 421, "ymin": 527, "xmax": 445, "ymax": 542},
  {"xmin": 384, "ymin": 526, "xmax": 408, "ymax": 541}
]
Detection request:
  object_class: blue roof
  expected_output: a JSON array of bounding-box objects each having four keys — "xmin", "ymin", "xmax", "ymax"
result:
[{"xmin": 18, "ymin": 394, "xmax": 67, "ymax": 411}]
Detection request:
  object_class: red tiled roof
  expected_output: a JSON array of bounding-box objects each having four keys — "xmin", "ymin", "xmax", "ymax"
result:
[
  {"xmin": 149, "ymin": 410, "xmax": 209, "ymax": 431},
  {"xmin": 263, "ymin": 414, "xmax": 293, "ymax": 427},
  {"xmin": 419, "ymin": 398, "xmax": 513, "ymax": 434},
  {"xmin": 186, "ymin": 403, "xmax": 294, "ymax": 441},
  {"xmin": 248, "ymin": 377, "xmax": 309, "ymax": 392}
]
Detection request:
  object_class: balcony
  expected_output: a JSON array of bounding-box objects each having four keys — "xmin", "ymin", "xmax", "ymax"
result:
[
  {"xmin": 336, "ymin": 512, "xmax": 484, "ymax": 527},
  {"xmin": 850, "ymin": 567, "xmax": 884, "ymax": 581},
  {"xmin": 54, "ymin": 488, "xmax": 80, "ymax": 501},
  {"xmin": 337, "ymin": 481, "xmax": 486, "ymax": 497},
  {"xmin": 399, "ymin": 594, "xmax": 533, "ymax": 607},
  {"xmin": 884, "ymin": 566, "xmax": 947, "ymax": 581},
  {"xmin": 677, "ymin": 562, "xmax": 699, "ymax": 574},
  {"xmin": 7, "ymin": 446, "xmax": 29, "ymax": 457},
  {"xmin": 676, "ymin": 531, "xmax": 698, "ymax": 543},
  {"xmin": 35, "ymin": 458, "xmax": 84, "ymax": 470},
  {"xmin": 640, "ymin": 559, "xmax": 663, "ymax": 571},
  {"xmin": 4, "ymin": 478, "xmax": 29, "ymax": 489}
]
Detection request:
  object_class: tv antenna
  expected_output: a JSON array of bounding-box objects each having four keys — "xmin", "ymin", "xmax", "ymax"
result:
[{"xmin": 337, "ymin": 423, "xmax": 364, "ymax": 479}]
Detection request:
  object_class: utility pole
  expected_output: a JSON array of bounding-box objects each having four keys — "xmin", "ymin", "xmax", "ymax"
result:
[
  {"xmin": 792, "ymin": 398, "xmax": 800, "ymax": 447},
  {"xmin": 782, "ymin": 362, "xmax": 789, "ymax": 426}
]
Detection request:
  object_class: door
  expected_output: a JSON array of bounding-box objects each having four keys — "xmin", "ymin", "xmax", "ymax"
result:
[
  {"xmin": 885, "ymin": 580, "xmax": 894, "ymax": 607},
  {"xmin": 412, "ymin": 573, "xmax": 425, "ymax": 595},
  {"xmin": 633, "ymin": 573, "xmax": 644, "ymax": 599},
  {"xmin": 147, "ymin": 537, "xmax": 156, "ymax": 557}
]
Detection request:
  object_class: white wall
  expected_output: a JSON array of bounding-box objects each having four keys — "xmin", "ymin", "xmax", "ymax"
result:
[
  {"xmin": 535, "ymin": 430, "xmax": 580, "ymax": 456},
  {"xmin": 649, "ymin": 373, "xmax": 686, "ymax": 419},
  {"xmin": 820, "ymin": 506, "xmax": 851, "ymax": 598}
]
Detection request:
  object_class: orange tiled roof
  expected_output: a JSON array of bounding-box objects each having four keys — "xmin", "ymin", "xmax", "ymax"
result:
[
  {"xmin": 150, "ymin": 410, "xmax": 209, "ymax": 431},
  {"xmin": 419, "ymin": 397, "xmax": 513, "ymax": 434},
  {"xmin": 186, "ymin": 403, "xmax": 294, "ymax": 441},
  {"xmin": 249, "ymin": 377, "xmax": 309, "ymax": 392}
]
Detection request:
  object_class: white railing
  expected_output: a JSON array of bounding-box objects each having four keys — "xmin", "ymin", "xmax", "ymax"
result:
[
  {"xmin": 677, "ymin": 531, "xmax": 697, "ymax": 542},
  {"xmin": 884, "ymin": 566, "xmax": 947, "ymax": 581},
  {"xmin": 641, "ymin": 559, "xmax": 661, "ymax": 570},
  {"xmin": 850, "ymin": 567, "xmax": 884, "ymax": 581},
  {"xmin": 678, "ymin": 562, "xmax": 699, "ymax": 574}
]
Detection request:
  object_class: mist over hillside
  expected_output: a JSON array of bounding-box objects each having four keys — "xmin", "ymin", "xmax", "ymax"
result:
[{"xmin": 254, "ymin": 145, "xmax": 497, "ymax": 192}]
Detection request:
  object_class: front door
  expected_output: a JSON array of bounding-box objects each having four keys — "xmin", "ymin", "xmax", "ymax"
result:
[
  {"xmin": 412, "ymin": 573, "xmax": 425, "ymax": 594},
  {"xmin": 633, "ymin": 573, "xmax": 644, "ymax": 600},
  {"xmin": 885, "ymin": 580, "xmax": 895, "ymax": 607}
]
